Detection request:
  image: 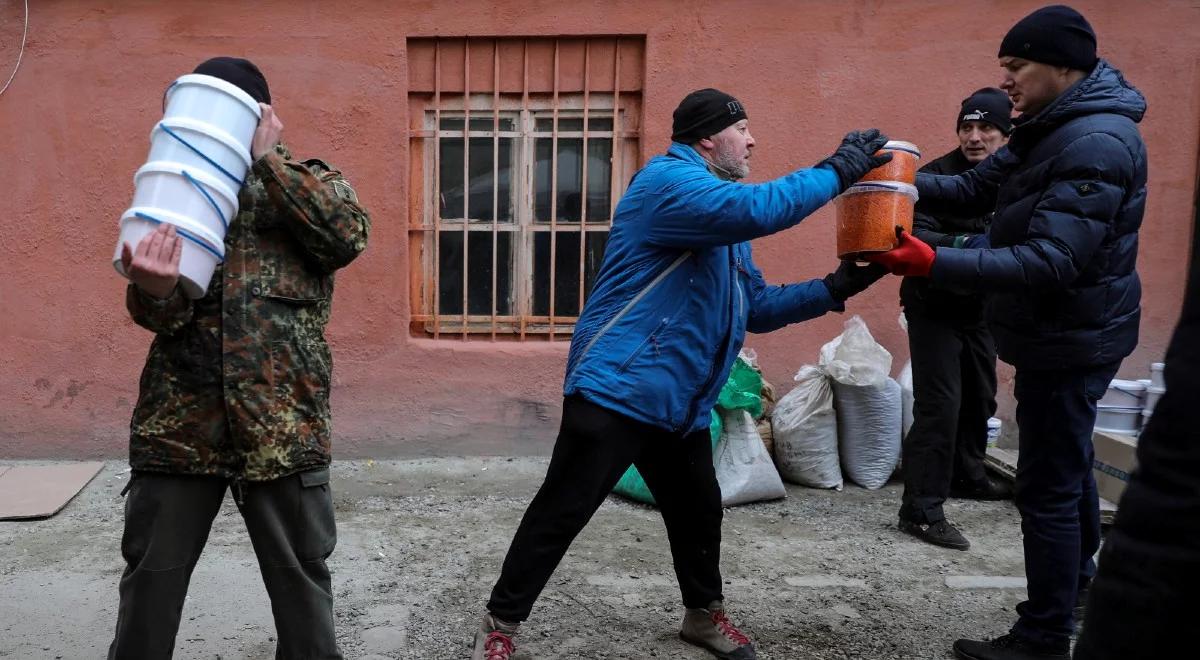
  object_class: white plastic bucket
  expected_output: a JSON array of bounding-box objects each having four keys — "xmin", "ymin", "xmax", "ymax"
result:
[
  {"xmin": 1144, "ymin": 385, "xmax": 1166, "ymax": 415},
  {"xmin": 1099, "ymin": 379, "xmax": 1147, "ymax": 408},
  {"xmin": 986, "ymin": 417, "xmax": 1002, "ymax": 448},
  {"xmin": 113, "ymin": 208, "xmax": 225, "ymax": 300},
  {"xmin": 1150, "ymin": 362, "xmax": 1165, "ymax": 388},
  {"xmin": 149, "ymin": 117, "xmax": 252, "ymax": 188},
  {"xmin": 162, "ymin": 74, "xmax": 261, "ymax": 155},
  {"xmin": 1095, "ymin": 406, "xmax": 1143, "ymax": 434},
  {"xmin": 130, "ymin": 161, "xmax": 239, "ymax": 239}
]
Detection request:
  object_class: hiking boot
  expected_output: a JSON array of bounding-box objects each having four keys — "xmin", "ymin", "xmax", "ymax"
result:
[
  {"xmin": 951, "ymin": 477, "xmax": 1013, "ymax": 500},
  {"xmin": 471, "ymin": 613, "xmax": 519, "ymax": 660},
  {"xmin": 680, "ymin": 600, "xmax": 757, "ymax": 659},
  {"xmin": 899, "ymin": 518, "xmax": 971, "ymax": 551},
  {"xmin": 953, "ymin": 632, "xmax": 1069, "ymax": 659}
]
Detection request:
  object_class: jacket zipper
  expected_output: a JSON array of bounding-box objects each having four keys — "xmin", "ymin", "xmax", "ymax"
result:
[
  {"xmin": 566, "ymin": 250, "xmax": 692, "ymax": 381},
  {"xmin": 679, "ymin": 247, "xmax": 742, "ymax": 432}
]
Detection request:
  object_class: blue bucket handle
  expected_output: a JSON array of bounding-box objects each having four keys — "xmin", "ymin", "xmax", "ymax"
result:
[{"xmin": 132, "ymin": 211, "xmax": 225, "ymax": 262}]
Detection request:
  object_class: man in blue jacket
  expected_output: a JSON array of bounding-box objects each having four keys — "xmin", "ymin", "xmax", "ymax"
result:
[
  {"xmin": 471, "ymin": 88, "xmax": 892, "ymax": 660},
  {"xmin": 867, "ymin": 6, "xmax": 1147, "ymax": 660}
]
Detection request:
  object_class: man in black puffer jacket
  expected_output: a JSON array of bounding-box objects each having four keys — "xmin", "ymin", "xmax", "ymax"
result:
[
  {"xmin": 867, "ymin": 6, "xmax": 1147, "ymax": 660},
  {"xmin": 898, "ymin": 88, "xmax": 1014, "ymax": 553}
]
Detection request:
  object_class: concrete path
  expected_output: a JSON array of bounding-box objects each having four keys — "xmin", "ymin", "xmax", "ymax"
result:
[{"xmin": 0, "ymin": 459, "xmax": 1030, "ymax": 659}]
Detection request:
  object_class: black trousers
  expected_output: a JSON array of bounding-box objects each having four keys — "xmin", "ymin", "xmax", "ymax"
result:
[
  {"xmin": 900, "ymin": 310, "xmax": 998, "ymax": 524},
  {"xmin": 487, "ymin": 395, "xmax": 724, "ymax": 623},
  {"xmin": 1010, "ymin": 362, "xmax": 1118, "ymax": 647},
  {"xmin": 108, "ymin": 469, "xmax": 341, "ymax": 660}
]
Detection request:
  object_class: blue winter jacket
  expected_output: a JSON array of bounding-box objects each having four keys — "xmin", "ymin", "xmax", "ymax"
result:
[
  {"xmin": 563, "ymin": 142, "xmax": 842, "ymax": 433},
  {"xmin": 918, "ymin": 60, "xmax": 1147, "ymax": 371}
]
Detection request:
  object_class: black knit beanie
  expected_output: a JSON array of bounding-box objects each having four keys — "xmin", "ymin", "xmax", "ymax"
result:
[
  {"xmin": 193, "ymin": 57, "xmax": 271, "ymax": 104},
  {"xmin": 671, "ymin": 88, "xmax": 747, "ymax": 143},
  {"xmin": 957, "ymin": 87, "xmax": 1014, "ymax": 135},
  {"xmin": 998, "ymin": 5, "xmax": 1097, "ymax": 71}
]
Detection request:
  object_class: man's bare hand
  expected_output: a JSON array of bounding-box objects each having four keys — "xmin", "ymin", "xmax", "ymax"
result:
[
  {"xmin": 252, "ymin": 103, "xmax": 284, "ymax": 160},
  {"xmin": 121, "ymin": 223, "xmax": 182, "ymax": 299}
]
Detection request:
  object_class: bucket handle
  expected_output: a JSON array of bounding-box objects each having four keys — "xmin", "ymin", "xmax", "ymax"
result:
[
  {"xmin": 180, "ymin": 168, "xmax": 229, "ymax": 231},
  {"xmin": 158, "ymin": 122, "xmax": 246, "ymax": 187},
  {"xmin": 133, "ymin": 211, "xmax": 225, "ymax": 262}
]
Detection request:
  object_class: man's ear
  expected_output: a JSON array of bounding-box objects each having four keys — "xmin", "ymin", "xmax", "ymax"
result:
[{"xmin": 697, "ymin": 137, "xmax": 715, "ymax": 150}]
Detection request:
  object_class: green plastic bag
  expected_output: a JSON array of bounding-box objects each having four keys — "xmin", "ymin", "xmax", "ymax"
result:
[
  {"xmin": 612, "ymin": 354, "xmax": 763, "ymax": 505},
  {"xmin": 718, "ymin": 357, "xmax": 764, "ymax": 419}
]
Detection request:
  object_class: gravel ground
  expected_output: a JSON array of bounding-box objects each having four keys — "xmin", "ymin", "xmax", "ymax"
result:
[{"xmin": 0, "ymin": 458, "xmax": 1031, "ymax": 659}]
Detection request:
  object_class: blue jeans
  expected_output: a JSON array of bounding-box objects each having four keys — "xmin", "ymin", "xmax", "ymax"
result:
[{"xmin": 1010, "ymin": 362, "xmax": 1120, "ymax": 647}]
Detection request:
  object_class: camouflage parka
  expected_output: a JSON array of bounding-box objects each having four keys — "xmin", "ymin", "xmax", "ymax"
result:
[{"xmin": 125, "ymin": 144, "xmax": 370, "ymax": 481}]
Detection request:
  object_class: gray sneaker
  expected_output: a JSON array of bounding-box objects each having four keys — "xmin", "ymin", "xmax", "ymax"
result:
[
  {"xmin": 471, "ymin": 613, "xmax": 519, "ymax": 660},
  {"xmin": 679, "ymin": 600, "xmax": 757, "ymax": 659}
]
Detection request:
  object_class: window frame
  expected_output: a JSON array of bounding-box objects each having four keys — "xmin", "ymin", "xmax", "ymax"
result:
[{"xmin": 410, "ymin": 92, "xmax": 641, "ymax": 338}]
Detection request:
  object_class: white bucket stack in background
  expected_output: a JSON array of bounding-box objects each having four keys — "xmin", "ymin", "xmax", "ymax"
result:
[
  {"xmin": 113, "ymin": 74, "xmax": 261, "ymax": 298},
  {"xmin": 1094, "ymin": 362, "xmax": 1168, "ymax": 437},
  {"xmin": 1143, "ymin": 362, "xmax": 1166, "ymax": 427},
  {"xmin": 1096, "ymin": 379, "xmax": 1146, "ymax": 435}
]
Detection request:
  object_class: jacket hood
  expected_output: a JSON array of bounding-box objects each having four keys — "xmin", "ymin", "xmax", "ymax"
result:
[{"xmin": 1019, "ymin": 59, "xmax": 1147, "ymax": 130}]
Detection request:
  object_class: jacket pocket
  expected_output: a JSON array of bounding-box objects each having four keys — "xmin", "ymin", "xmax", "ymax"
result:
[
  {"xmin": 268, "ymin": 338, "xmax": 332, "ymax": 420},
  {"xmin": 617, "ymin": 315, "xmax": 672, "ymax": 373},
  {"xmin": 255, "ymin": 230, "xmax": 331, "ymax": 302}
]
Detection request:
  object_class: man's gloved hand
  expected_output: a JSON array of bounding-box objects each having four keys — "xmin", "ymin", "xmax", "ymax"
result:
[
  {"xmin": 817, "ymin": 129, "xmax": 893, "ymax": 192},
  {"xmin": 823, "ymin": 260, "xmax": 889, "ymax": 302},
  {"xmin": 952, "ymin": 233, "xmax": 990, "ymax": 249},
  {"xmin": 864, "ymin": 228, "xmax": 936, "ymax": 277}
]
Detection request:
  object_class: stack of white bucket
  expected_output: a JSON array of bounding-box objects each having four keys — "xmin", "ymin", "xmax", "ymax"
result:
[
  {"xmin": 1143, "ymin": 362, "xmax": 1166, "ymax": 427},
  {"xmin": 113, "ymin": 74, "xmax": 262, "ymax": 298},
  {"xmin": 1095, "ymin": 362, "xmax": 1167, "ymax": 437}
]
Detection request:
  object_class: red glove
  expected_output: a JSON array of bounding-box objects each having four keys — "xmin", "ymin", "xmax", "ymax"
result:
[{"xmin": 864, "ymin": 229, "xmax": 935, "ymax": 277}]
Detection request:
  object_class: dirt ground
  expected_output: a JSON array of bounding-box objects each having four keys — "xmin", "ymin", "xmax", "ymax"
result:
[{"xmin": 0, "ymin": 459, "xmax": 1034, "ymax": 659}]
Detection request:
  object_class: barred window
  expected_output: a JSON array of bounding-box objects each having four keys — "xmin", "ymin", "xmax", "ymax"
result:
[{"xmin": 407, "ymin": 37, "xmax": 644, "ymax": 339}]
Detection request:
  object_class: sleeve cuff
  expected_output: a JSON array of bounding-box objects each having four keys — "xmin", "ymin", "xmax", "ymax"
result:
[
  {"xmin": 132, "ymin": 282, "xmax": 187, "ymax": 308},
  {"xmin": 929, "ymin": 246, "xmax": 976, "ymax": 289}
]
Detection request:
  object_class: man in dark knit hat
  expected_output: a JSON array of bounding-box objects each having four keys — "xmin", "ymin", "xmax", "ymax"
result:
[
  {"xmin": 896, "ymin": 87, "xmax": 1014, "ymax": 553},
  {"xmin": 471, "ymin": 88, "xmax": 894, "ymax": 660},
  {"xmin": 109, "ymin": 56, "xmax": 369, "ymax": 659},
  {"xmin": 867, "ymin": 6, "xmax": 1147, "ymax": 660}
]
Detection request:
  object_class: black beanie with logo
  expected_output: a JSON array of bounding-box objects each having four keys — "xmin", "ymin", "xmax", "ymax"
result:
[
  {"xmin": 998, "ymin": 5, "xmax": 1097, "ymax": 72},
  {"xmin": 957, "ymin": 88, "xmax": 1014, "ymax": 136},
  {"xmin": 671, "ymin": 88, "xmax": 747, "ymax": 143},
  {"xmin": 193, "ymin": 56, "xmax": 271, "ymax": 105}
]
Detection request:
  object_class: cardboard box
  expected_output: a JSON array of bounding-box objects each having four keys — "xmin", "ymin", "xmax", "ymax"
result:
[{"xmin": 1093, "ymin": 430, "xmax": 1138, "ymax": 504}]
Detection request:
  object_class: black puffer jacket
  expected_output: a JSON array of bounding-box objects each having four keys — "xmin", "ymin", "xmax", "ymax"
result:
[
  {"xmin": 901, "ymin": 148, "xmax": 991, "ymax": 321},
  {"xmin": 918, "ymin": 60, "xmax": 1147, "ymax": 370}
]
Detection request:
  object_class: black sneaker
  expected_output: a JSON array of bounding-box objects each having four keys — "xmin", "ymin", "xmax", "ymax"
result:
[
  {"xmin": 898, "ymin": 518, "xmax": 971, "ymax": 551},
  {"xmin": 1073, "ymin": 581, "xmax": 1090, "ymax": 633},
  {"xmin": 953, "ymin": 632, "xmax": 1069, "ymax": 659},
  {"xmin": 950, "ymin": 477, "xmax": 1013, "ymax": 500}
]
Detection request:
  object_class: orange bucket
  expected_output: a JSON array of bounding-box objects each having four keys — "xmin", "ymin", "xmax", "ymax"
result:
[
  {"xmin": 859, "ymin": 140, "xmax": 921, "ymax": 184},
  {"xmin": 835, "ymin": 181, "xmax": 919, "ymax": 260}
]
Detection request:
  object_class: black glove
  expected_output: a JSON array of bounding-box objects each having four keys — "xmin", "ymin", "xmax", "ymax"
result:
[
  {"xmin": 823, "ymin": 260, "xmax": 889, "ymax": 302},
  {"xmin": 817, "ymin": 129, "xmax": 892, "ymax": 191}
]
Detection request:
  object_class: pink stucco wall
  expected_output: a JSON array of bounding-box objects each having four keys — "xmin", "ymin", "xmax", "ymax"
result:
[{"xmin": 1, "ymin": 0, "xmax": 1196, "ymax": 458}]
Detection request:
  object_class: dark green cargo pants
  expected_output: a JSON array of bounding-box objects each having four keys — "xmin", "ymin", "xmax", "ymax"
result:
[{"xmin": 108, "ymin": 468, "xmax": 341, "ymax": 659}]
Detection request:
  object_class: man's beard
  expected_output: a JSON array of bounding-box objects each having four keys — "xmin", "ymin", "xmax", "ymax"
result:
[{"xmin": 713, "ymin": 141, "xmax": 749, "ymax": 180}]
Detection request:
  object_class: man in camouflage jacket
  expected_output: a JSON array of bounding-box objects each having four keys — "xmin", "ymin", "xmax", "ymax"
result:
[{"xmin": 109, "ymin": 57, "xmax": 369, "ymax": 660}]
